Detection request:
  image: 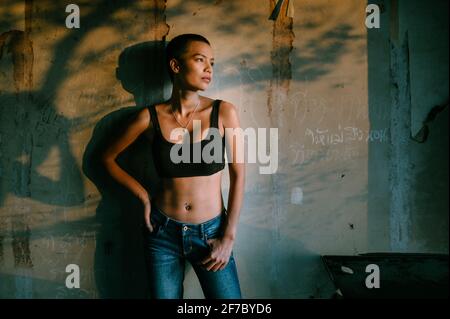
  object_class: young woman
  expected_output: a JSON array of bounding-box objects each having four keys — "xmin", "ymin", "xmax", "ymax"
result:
[{"xmin": 102, "ymin": 34, "xmax": 245, "ymax": 299}]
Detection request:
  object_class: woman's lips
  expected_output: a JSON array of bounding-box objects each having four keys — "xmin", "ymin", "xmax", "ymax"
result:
[{"xmin": 201, "ymin": 77, "xmax": 211, "ymax": 83}]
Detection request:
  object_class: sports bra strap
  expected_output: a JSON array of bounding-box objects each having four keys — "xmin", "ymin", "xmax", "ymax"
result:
[
  {"xmin": 148, "ymin": 105, "xmax": 161, "ymax": 133},
  {"xmin": 211, "ymin": 99, "xmax": 221, "ymax": 129}
]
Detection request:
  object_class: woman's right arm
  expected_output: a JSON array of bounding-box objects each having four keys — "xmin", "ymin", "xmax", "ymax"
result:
[{"xmin": 101, "ymin": 108, "xmax": 153, "ymax": 231}]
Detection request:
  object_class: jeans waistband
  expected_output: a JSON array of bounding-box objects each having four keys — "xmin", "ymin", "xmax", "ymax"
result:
[{"xmin": 151, "ymin": 203, "xmax": 226, "ymax": 235}]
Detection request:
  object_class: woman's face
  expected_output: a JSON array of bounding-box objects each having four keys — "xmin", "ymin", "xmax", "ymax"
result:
[{"xmin": 173, "ymin": 40, "xmax": 214, "ymax": 91}]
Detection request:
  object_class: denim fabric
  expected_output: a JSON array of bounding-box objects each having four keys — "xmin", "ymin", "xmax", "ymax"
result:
[{"xmin": 142, "ymin": 203, "xmax": 242, "ymax": 299}]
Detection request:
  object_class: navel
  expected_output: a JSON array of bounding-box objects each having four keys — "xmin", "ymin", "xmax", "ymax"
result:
[{"xmin": 184, "ymin": 202, "xmax": 192, "ymax": 211}]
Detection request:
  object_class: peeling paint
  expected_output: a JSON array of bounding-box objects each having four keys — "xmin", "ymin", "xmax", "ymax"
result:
[
  {"xmin": 267, "ymin": 0, "xmax": 294, "ymax": 117},
  {"xmin": 267, "ymin": 0, "xmax": 295, "ymax": 297},
  {"xmin": 0, "ymin": 0, "xmax": 34, "ymax": 95},
  {"xmin": 151, "ymin": 0, "xmax": 170, "ymax": 40},
  {"xmin": 389, "ymin": 31, "xmax": 412, "ymax": 251},
  {"xmin": 267, "ymin": 0, "xmax": 295, "ymax": 243},
  {"xmin": 0, "ymin": 30, "xmax": 34, "ymax": 94},
  {"xmin": 411, "ymin": 101, "xmax": 449, "ymax": 143},
  {"xmin": 290, "ymin": 186, "xmax": 303, "ymax": 205},
  {"xmin": 12, "ymin": 221, "xmax": 33, "ymax": 268}
]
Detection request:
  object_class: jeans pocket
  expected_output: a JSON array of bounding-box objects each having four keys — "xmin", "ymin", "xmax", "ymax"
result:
[
  {"xmin": 204, "ymin": 225, "xmax": 223, "ymax": 245},
  {"xmin": 145, "ymin": 215, "xmax": 164, "ymax": 238}
]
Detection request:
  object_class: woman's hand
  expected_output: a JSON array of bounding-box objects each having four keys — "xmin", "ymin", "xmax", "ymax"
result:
[
  {"xmin": 142, "ymin": 198, "xmax": 153, "ymax": 232},
  {"xmin": 200, "ymin": 236, "xmax": 234, "ymax": 272}
]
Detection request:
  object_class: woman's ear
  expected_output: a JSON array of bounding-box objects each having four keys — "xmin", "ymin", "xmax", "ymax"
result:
[{"xmin": 169, "ymin": 58, "xmax": 181, "ymax": 75}]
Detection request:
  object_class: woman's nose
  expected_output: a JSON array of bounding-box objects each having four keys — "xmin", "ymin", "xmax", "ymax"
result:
[{"xmin": 205, "ymin": 62, "xmax": 213, "ymax": 72}]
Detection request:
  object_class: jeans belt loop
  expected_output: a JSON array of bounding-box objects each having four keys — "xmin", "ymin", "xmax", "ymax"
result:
[
  {"xmin": 163, "ymin": 216, "xmax": 170, "ymax": 229},
  {"xmin": 200, "ymin": 224, "xmax": 205, "ymax": 241}
]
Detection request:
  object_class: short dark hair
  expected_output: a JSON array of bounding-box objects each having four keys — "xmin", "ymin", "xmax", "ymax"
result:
[{"xmin": 166, "ymin": 34, "xmax": 210, "ymax": 82}]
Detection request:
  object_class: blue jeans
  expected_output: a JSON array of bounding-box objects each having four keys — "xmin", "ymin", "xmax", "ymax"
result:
[{"xmin": 142, "ymin": 203, "xmax": 242, "ymax": 299}]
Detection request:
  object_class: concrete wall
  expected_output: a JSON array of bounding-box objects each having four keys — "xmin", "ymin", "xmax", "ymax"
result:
[
  {"xmin": 0, "ymin": 0, "xmax": 447, "ymax": 298},
  {"xmin": 367, "ymin": 0, "xmax": 449, "ymax": 253}
]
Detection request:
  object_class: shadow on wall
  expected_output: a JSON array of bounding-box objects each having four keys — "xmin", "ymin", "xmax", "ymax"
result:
[
  {"xmin": 0, "ymin": 28, "xmax": 85, "ymax": 294},
  {"xmin": 82, "ymin": 41, "xmax": 169, "ymax": 298},
  {"xmin": 165, "ymin": 0, "xmax": 364, "ymax": 93},
  {"xmin": 0, "ymin": 27, "xmax": 86, "ymax": 204},
  {"xmin": 0, "ymin": 90, "xmax": 84, "ymax": 208},
  {"xmin": 1, "ymin": 0, "xmax": 156, "ymax": 298}
]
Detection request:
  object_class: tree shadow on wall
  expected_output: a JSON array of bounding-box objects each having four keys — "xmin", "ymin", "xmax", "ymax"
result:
[
  {"xmin": 0, "ymin": 29, "xmax": 85, "ymax": 284},
  {"xmin": 82, "ymin": 41, "xmax": 170, "ymax": 298},
  {"xmin": 1, "ymin": 0, "xmax": 172, "ymax": 298}
]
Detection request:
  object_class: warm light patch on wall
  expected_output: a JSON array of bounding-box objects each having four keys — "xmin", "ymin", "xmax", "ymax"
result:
[
  {"xmin": 35, "ymin": 145, "xmax": 61, "ymax": 182},
  {"xmin": 0, "ymin": 2, "xmax": 25, "ymax": 30}
]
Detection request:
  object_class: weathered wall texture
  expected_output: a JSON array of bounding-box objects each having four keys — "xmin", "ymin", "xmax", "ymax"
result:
[
  {"xmin": 0, "ymin": 0, "xmax": 448, "ymax": 298},
  {"xmin": 367, "ymin": 0, "xmax": 449, "ymax": 253}
]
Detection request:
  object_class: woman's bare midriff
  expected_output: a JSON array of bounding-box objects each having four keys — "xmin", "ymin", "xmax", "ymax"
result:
[{"xmin": 152, "ymin": 170, "xmax": 225, "ymax": 224}]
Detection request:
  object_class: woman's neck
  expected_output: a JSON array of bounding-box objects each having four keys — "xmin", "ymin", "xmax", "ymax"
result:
[{"xmin": 169, "ymin": 88, "xmax": 201, "ymax": 116}]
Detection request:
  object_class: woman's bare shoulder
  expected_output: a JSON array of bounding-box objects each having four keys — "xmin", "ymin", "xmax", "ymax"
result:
[
  {"xmin": 219, "ymin": 100, "xmax": 239, "ymax": 117},
  {"xmin": 133, "ymin": 107, "xmax": 150, "ymax": 127},
  {"xmin": 135, "ymin": 106, "xmax": 153, "ymax": 139},
  {"xmin": 218, "ymin": 100, "xmax": 240, "ymax": 128}
]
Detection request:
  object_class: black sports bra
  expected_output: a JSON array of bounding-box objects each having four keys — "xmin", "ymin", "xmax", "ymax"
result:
[{"xmin": 148, "ymin": 100, "xmax": 226, "ymax": 178}]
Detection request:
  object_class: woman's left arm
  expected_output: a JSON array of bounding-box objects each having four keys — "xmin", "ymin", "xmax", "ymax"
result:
[
  {"xmin": 201, "ymin": 101, "xmax": 246, "ymax": 272},
  {"xmin": 222, "ymin": 102, "xmax": 245, "ymax": 241},
  {"xmin": 221, "ymin": 101, "xmax": 246, "ymax": 242}
]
